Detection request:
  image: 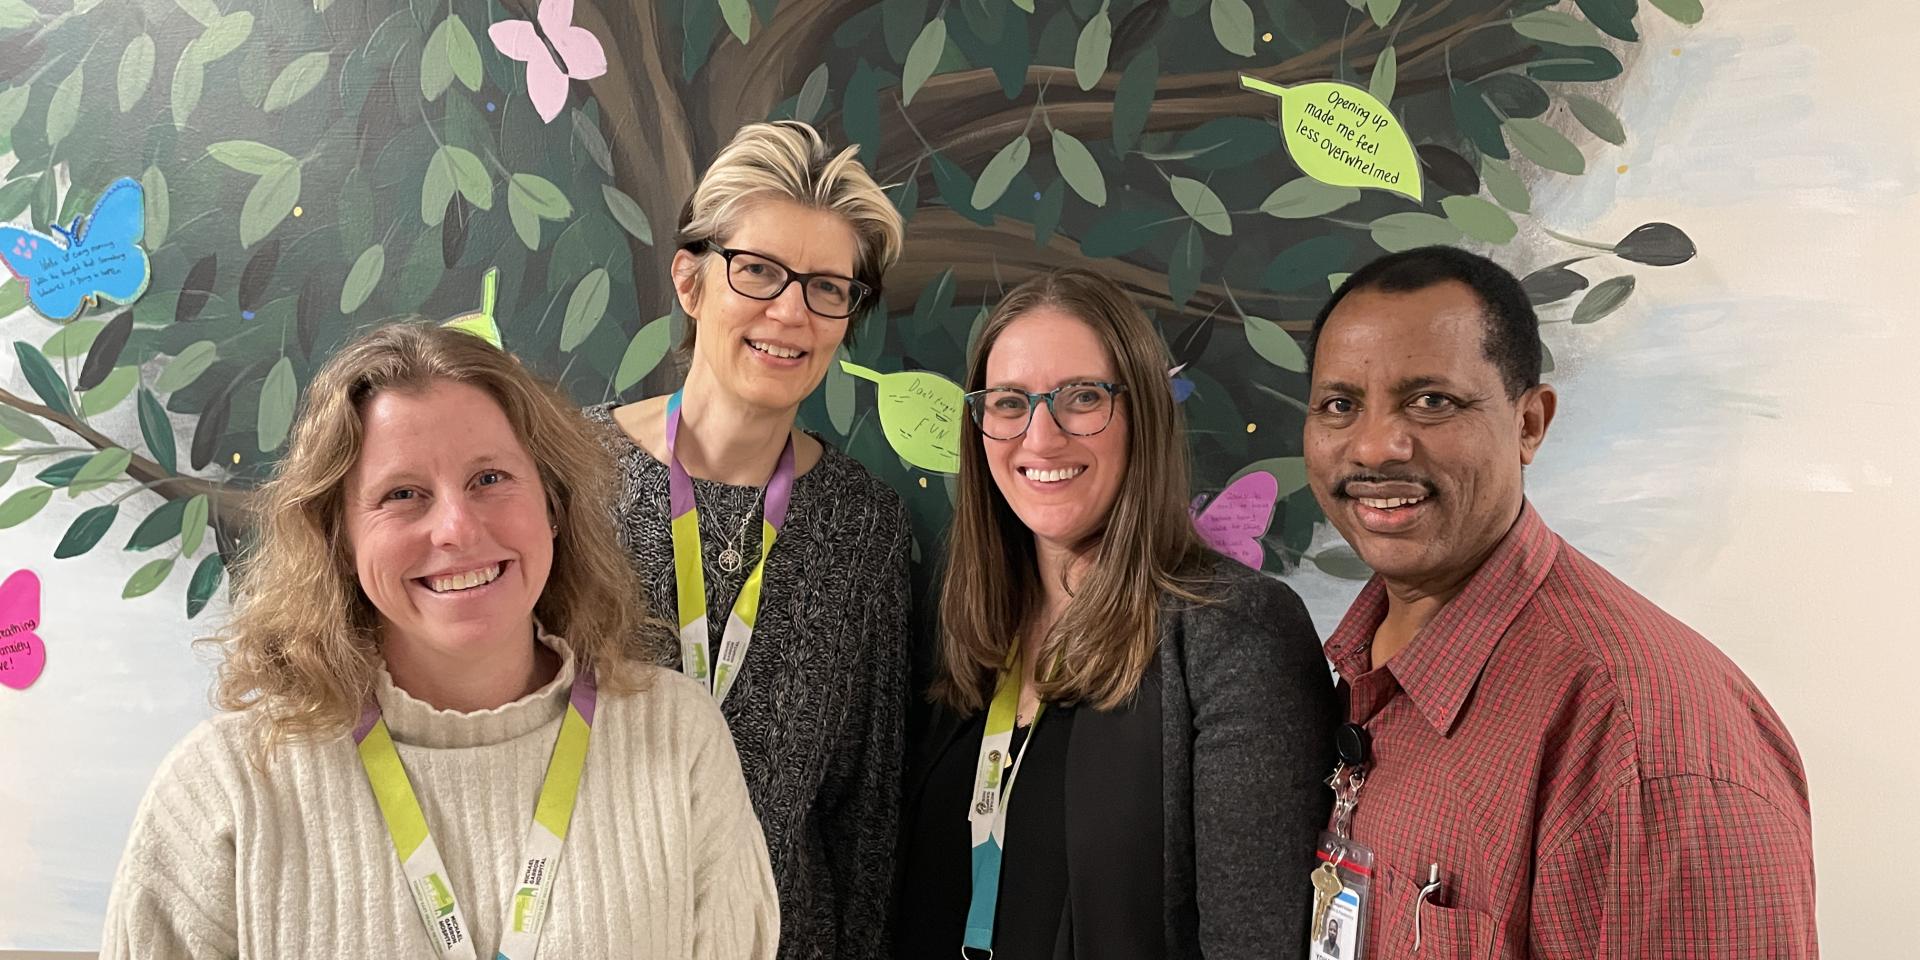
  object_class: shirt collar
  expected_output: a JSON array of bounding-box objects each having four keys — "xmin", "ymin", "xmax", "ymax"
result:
[{"xmin": 1323, "ymin": 501, "xmax": 1560, "ymax": 737}]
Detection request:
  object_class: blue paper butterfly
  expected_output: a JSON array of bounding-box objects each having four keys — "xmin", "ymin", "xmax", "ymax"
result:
[{"xmin": 0, "ymin": 178, "xmax": 152, "ymax": 322}]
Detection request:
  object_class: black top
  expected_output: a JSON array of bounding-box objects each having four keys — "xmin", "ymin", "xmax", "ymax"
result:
[{"xmin": 897, "ymin": 707, "xmax": 1082, "ymax": 959}]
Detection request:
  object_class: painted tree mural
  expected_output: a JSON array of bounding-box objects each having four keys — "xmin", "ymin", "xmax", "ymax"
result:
[{"xmin": 0, "ymin": 0, "xmax": 1699, "ymax": 615}]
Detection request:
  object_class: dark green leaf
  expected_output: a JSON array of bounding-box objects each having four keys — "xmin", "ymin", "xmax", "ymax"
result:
[
  {"xmin": 1079, "ymin": 207, "xmax": 1166, "ymax": 258},
  {"xmin": 1522, "ymin": 263, "xmax": 1588, "ymax": 305},
  {"xmin": 443, "ymin": 194, "xmax": 472, "ymax": 269},
  {"xmin": 138, "ymin": 388, "xmax": 176, "ymax": 473},
  {"xmin": 238, "ymin": 238, "xmax": 282, "ymax": 312},
  {"xmin": 843, "ymin": 60, "xmax": 883, "ymax": 168},
  {"xmin": 54, "ymin": 504, "xmax": 118, "ymax": 559},
  {"xmin": 1418, "ymin": 144, "xmax": 1479, "ymax": 196},
  {"xmin": 1167, "ymin": 117, "xmax": 1280, "ymax": 171},
  {"xmin": 78, "ymin": 311, "xmax": 134, "ymax": 391},
  {"xmin": 1614, "ymin": 222, "xmax": 1695, "ymax": 266},
  {"xmin": 13, "ymin": 341, "xmax": 72, "ymax": 415},
  {"xmin": 1112, "ymin": 48, "xmax": 1157, "ymax": 153},
  {"xmin": 125, "ymin": 497, "xmax": 190, "ymax": 550},
  {"xmin": 1472, "ymin": 73, "xmax": 1550, "ymax": 119},
  {"xmin": 0, "ymin": 176, "xmax": 34, "ymax": 221},
  {"xmin": 1574, "ymin": 0, "xmax": 1638, "ymax": 40},
  {"xmin": 931, "ymin": 154, "xmax": 992, "ymax": 225},
  {"xmin": 177, "ymin": 255, "xmax": 218, "ymax": 323},
  {"xmin": 1572, "ymin": 275, "xmax": 1634, "ymax": 324},
  {"xmin": 1167, "ymin": 224, "xmax": 1203, "ymax": 309},
  {"xmin": 883, "ymin": 0, "xmax": 927, "ymax": 63},
  {"xmin": 1032, "ymin": 179, "xmax": 1065, "ymax": 246},
  {"xmin": 187, "ymin": 552, "xmax": 225, "ymax": 618},
  {"xmin": 1311, "ymin": 544, "xmax": 1373, "ymax": 580},
  {"xmin": 1450, "ymin": 86, "xmax": 1508, "ymax": 160},
  {"xmin": 190, "ymin": 379, "xmax": 234, "ymax": 470},
  {"xmin": 35, "ymin": 455, "xmax": 91, "ymax": 487},
  {"xmin": 1262, "ymin": 235, "xmax": 1353, "ymax": 292}
]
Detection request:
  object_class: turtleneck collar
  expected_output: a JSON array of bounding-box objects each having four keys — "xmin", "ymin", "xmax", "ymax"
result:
[{"xmin": 373, "ymin": 627, "xmax": 578, "ymax": 749}]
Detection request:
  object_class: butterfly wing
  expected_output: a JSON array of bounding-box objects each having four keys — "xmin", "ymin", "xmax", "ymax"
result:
[
  {"xmin": 75, "ymin": 178, "xmax": 151, "ymax": 307},
  {"xmin": 0, "ymin": 569, "xmax": 38, "ymax": 628},
  {"xmin": 523, "ymin": 53, "xmax": 570, "ymax": 123},
  {"xmin": 488, "ymin": 18, "xmax": 547, "ymax": 64},
  {"xmin": 547, "ymin": 24, "xmax": 607, "ymax": 80},
  {"xmin": 0, "ymin": 224, "xmax": 89, "ymax": 321},
  {"xmin": 0, "ymin": 569, "xmax": 45, "ymax": 691},
  {"xmin": 1190, "ymin": 470, "xmax": 1281, "ymax": 570}
]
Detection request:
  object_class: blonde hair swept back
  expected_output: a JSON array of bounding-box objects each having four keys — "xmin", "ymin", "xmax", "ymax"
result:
[
  {"xmin": 209, "ymin": 323, "xmax": 653, "ymax": 754},
  {"xmin": 672, "ymin": 120, "xmax": 905, "ymax": 348}
]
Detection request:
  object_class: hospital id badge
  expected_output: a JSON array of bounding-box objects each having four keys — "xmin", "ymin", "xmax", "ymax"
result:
[{"xmin": 1307, "ymin": 830, "xmax": 1373, "ymax": 960}]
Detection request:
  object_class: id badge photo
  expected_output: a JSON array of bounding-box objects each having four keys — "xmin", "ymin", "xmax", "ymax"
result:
[{"xmin": 1307, "ymin": 829, "xmax": 1374, "ymax": 960}]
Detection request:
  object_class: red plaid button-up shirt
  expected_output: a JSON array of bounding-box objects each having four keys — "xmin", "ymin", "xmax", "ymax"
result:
[{"xmin": 1324, "ymin": 502, "xmax": 1816, "ymax": 959}]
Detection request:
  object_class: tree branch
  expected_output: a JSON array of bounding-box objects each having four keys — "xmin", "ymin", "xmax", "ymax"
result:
[{"xmin": 0, "ymin": 386, "xmax": 257, "ymax": 528}]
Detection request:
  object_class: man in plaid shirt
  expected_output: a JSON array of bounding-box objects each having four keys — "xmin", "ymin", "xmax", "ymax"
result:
[{"xmin": 1300, "ymin": 246, "xmax": 1817, "ymax": 958}]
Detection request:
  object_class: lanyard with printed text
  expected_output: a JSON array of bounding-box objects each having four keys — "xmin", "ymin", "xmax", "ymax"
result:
[
  {"xmin": 665, "ymin": 389, "xmax": 796, "ymax": 706},
  {"xmin": 962, "ymin": 652, "xmax": 1045, "ymax": 958},
  {"xmin": 355, "ymin": 668, "xmax": 597, "ymax": 960}
]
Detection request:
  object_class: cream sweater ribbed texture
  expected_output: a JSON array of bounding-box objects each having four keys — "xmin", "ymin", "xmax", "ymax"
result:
[{"xmin": 101, "ymin": 636, "xmax": 779, "ymax": 959}]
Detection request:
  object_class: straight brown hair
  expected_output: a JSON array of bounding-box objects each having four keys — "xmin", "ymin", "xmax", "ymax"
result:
[{"xmin": 934, "ymin": 269, "xmax": 1215, "ymax": 714}]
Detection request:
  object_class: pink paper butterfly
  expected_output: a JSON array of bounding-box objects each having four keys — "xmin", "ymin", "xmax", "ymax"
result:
[
  {"xmin": 1190, "ymin": 471, "xmax": 1280, "ymax": 571},
  {"xmin": 488, "ymin": 0, "xmax": 608, "ymax": 124},
  {"xmin": 0, "ymin": 570, "xmax": 46, "ymax": 691}
]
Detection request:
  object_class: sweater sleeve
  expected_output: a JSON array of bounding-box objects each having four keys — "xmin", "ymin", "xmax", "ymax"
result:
[
  {"xmin": 1184, "ymin": 571, "xmax": 1340, "ymax": 960},
  {"xmin": 817, "ymin": 496, "xmax": 911, "ymax": 960},
  {"xmin": 100, "ymin": 722, "xmax": 244, "ymax": 960},
  {"xmin": 686, "ymin": 689, "xmax": 782, "ymax": 960}
]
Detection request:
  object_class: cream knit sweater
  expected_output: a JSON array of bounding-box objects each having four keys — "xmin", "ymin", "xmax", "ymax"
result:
[{"xmin": 101, "ymin": 636, "xmax": 779, "ymax": 959}]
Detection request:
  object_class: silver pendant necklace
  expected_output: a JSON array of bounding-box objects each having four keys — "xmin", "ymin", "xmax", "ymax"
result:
[{"xmin": 709, "ymin": 486, "xmax": 765, "ymax": 574}]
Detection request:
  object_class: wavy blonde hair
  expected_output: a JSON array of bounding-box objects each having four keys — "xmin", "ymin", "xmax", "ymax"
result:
[
  {"xmin": 211, "ymin": 323, "xmax": 652, "ymax": 752},
  {"xmin": 672, "ymin": 120, "xmax": 905, "ymax": 349},
  {"xmin": 935, "ymin": 269, "xmax": 1217, "ymax": 714}
]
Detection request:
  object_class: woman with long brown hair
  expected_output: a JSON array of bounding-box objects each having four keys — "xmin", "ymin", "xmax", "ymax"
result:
[
  {"xmin": 103, "ymin": 324, "xmax": 776, "ymax": 959},
  {"xmin": 896, "ymin": 269, "xmax": 1338, "ymax": 960}
]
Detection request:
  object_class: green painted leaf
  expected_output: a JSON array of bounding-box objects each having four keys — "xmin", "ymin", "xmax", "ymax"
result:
[
  {"xmin": 125, "ymin": 497, "xmax": 190, "ymax": 550},
  {"xmin": 34, "ymin": 456, "xmax": 88, "ymax": 488},
  {"xmin": 68, "ymin": 447, "xmax": 132, "ymax": 496},
  {"xmin": 1511, "ymin": 9, "xmax": 1605, "ymax": 47},
  {"xmin": 1080, "ymin": 207, "xmax": 1166, "ymax": 258},
  {"xmin": 826, "ymin": 345, "xmax": 856, "ymax": 434},
  {"xmin": 720, "ymin": 0, "xmax": 753, "ymax": 43},
  {"xmin": 240, "ymin": 163, "xmax": 300, "ymax": 248},
  {"xmin": 1228, "ymin": 456, "xmax": 1308, "ymax": 497},
  {"xmin": 1649, "ymin": 0, "xmax": 1701, "ymax": 24},
  {"xmin": 615, "ymin": 314, "xmax": 673, "ymax": 392},
  {"xmin": 1170, "ymin": 177, "xmax": 1231, "ymax": 236},
  {"xmin": 0, "ymin": 486, "xmax": 53, "ymax": 529},
  {"xmin": 1367, "ymin": 0, "xmax": 1402, "ymax": 26},
  {"xmin": 1311, "ymin": 544, "xmax": 1373, "ymax": 580},
  {"xmin": 1565, "ymin": 93, "xmax": 1627, "ymax": 146},
  {"xmin": 193, "ymin": 11, "xmax": 254, "ymax": 62},
  {"xmin": 0, "ymin": 279, "xmax": 25, "ymax": 318},
  {"xmin": 1572, "ymin": 275, "xmax": 1635, "ymax": 323},
  {"xmin": 13, "ymin": 342, "xmax": 73, "ymax": 416},
  {"xmin": 1575, "ymin": 0, "xmax": 1638, "ymax": 40},
  {"xmin": 257, "ymin": 356, "xmax": 296, "ymax": 451},
  {"xmin": 0, "ymin": 177, "xmax": 32, "ymax": 221},
  {"xmin": 171, "ymin": 48, "xmax": 205, "ymax": 127},
  {"xmin": 81, "ymin": 366, "xmax": 139, "ymax": 416},
  {"xmin": 446, "ymin": 16, "xmax": 482, "ymax": 91},
  {"xmin": 265, "ymin": 51, "xmax": 330, "ymax": 112},
  {"xmin": 1073, "ymin": 3, "xmax": 1111, "ymax": 91},
  {"xmin": 560, "ymin": 268, "xmax": 611, "ymax": 352},
  {"xmin": 1052, "ymin": 130, "xmax": 1106, "ymax": 207},
  {"xmin": 119, "ymin": 34, "xmax": 156, "ymax": 112},
  {"xmin": 142, "ymin": 166, "xmax": 170, "ymax": 249},
  {"xmin": 1167, "ymin": 224, "xmax": 1203, "ymax": 309},
  {"xmin": 42, "ymin": 320, "xmax": 104, "ymax": 359},
  {"xmin": 972, "ymin": 134, "xmax": 1030, "ymax": 209},
  {"xmin": 902, "ymin": 17, "xmax": 946, "ymax": 106},
  {"xmin": 931, "ymin": 153, "xmax": 990, "ymax": 225},
  {"xmin": 1526, "ymin": 44, "xmax": 1622, "ymax": 82},
  {"xmin": 603, "ymin": 185, "xmax": 652, "ymax": 245},
  {"xmin": 1369, "ymin": 211, "xmax": 1464, "ymax": 252},
  {"xmin": 1032, "ymin": 178, "xmax": 1064, "ymax": 246},
  {"xmin": 155, "ymin": 341, "xmax": 219, "ymax": 394},
  {"xmin": 181, "ymin": 493, "xmax": 209, "ymax": 555},
  {"xmin": 46, "ymin": 65, "xmax": 84, "ymax": 148},
  {"xmin": 124, "ymin": 557, "xmax": 176, "ymax": 598},
  {"xmin": 0, "ymin": 87, "xmax": 27, "ymax": 152},
  {"xmin": 1243, "ymin": 313, "xmax": 1307, "ymax": 372},
  {"xmin": 1210, "ymin": 0, "xmax": 1254, "ymax": 57},
  {"xmin": 1112, "ymin": 48, "xmax": 1157, "ymax": 153},
  {"xmin": 138, "ymin": 388, "xmax": 177, "ymax": 472},
  {"xmin": 0, "ymin": 0, "xmax": 41, "ymax": 29},
  {"xmin": 1450, "ymin": 86, "xmax": 1508, "ymax": 160},
  {"xmin": 421, "ymin": 16, "xmax": 457, "ymax": 100},
  {"xmin": 1369, "ymin": 45, "xmax": 1397, "ymax": 103},
  {"xmin": 187, "ymin": 553, "xmax": 225, "ymax": 618},
  {"xmin": 509, "ymin": 187, "xmax": 542, "ymax": 249},
  {"xmin": 209, "ymin": 140, "xmax": 296, "ymax": 175},
  {"xmin": 1505, "ymin": 118, "xmax": 1586, "ymax": 174},
  {"xmin": 511, "ymin": 173, "xmax": 572, "ymax": 219},
  {"xmin": 340, "ymin": 244, "xmax": 386, "ymax": 314},
  {"xmin": 422, "ymin": 148, "xmax": 457, "ymax": 226},
  {"xmin": 1441, "ymin": 194, "xmax": 1518, "ymax": 244},
  {"xmin": 795, "ymin": 64, "xmax": 830, "ymax": 123},
  {"xmin": 54, "ymin": 504, "xmax": 119, "ymax": 558},
  {"xmin": 1260, "ymin": 179, "xmax": 1360, "ymax": 219},
  {"xmin": 1480, "ymin": 158, "xmax": 1531, "ymax": 213},
  {"xmin": 0, "ymin": 405, "xmax": 54, "ymax": 444},
  {"xmin": 174, "ymin": 0, "xmax": 219, "ymax": 26}
]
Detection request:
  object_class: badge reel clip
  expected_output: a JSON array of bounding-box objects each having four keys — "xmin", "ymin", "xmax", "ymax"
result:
[{"xmin": 1308, "ymin": 723, "xmax": 1375, "ymax": 960}]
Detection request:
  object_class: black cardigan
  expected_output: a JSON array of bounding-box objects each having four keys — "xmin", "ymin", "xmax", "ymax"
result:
[{"xmin": 902, "ymin": 555, "xmax": 1339, "ymax": 959}]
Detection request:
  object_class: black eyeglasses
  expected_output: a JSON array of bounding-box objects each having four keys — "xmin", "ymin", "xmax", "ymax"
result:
[
  {"xmin": 693, "ymin": 241, "xmax": 874, "ymax": 319},
  {"xmin": 964, "ymin": 381, "xmax": 1128, "ymax": 440}
]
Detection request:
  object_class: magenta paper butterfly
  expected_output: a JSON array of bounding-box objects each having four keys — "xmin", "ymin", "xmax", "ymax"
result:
[
  {"xmin": 0, "ymin": 570, "xmax": 46, "ymax": 691},
  {"xmin": 489, "ymin": 0, "xmax": 608, "ymax": 123},
  {"xmin": 1190, "ymin": 471, "xmax": 1280, "ymax": 571}
]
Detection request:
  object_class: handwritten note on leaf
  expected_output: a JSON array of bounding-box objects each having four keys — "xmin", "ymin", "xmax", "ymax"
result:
[
  {"xmin": 1241, "ymin": 76, "xmax": 1422, "ymax": 202},
  {"xmin": 840, "ymin": 361, "xmax": 964, "ymax": 474}
]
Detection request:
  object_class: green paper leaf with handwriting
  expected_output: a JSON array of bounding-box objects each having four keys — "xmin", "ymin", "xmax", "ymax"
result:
[
  {"xmin": 1242, "ymin": 76, "xmax": 1422, "ymax": 202},
  {"xmin": 840, "ymin": 361, "xmax": 964, "ymax": 473}
]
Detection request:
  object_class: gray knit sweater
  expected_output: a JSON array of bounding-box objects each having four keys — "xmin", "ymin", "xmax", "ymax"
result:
[{"xmin": 586, "ymin": 402, "xmax": 912, "ymax": 960}]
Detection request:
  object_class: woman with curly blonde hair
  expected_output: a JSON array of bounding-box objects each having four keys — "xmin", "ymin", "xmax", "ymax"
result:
[{"xmin": 103, "ymin": 323, "xmax": 777, "ymax": 960}]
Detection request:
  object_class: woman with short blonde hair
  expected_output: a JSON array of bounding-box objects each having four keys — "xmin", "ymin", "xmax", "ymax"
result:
[
  {"xmin": 587, "ymin": 120, "xmax": 913, "ymax": 960},
  {"xmin": 105, "ymin": 323, "xmax": 777, "ymax": 960}
]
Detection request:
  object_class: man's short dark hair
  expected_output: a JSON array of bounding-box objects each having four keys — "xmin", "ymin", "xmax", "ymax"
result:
[{"xmin": 1308, "ymin": 245, "xmax": 1541, "ymax": 398}]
